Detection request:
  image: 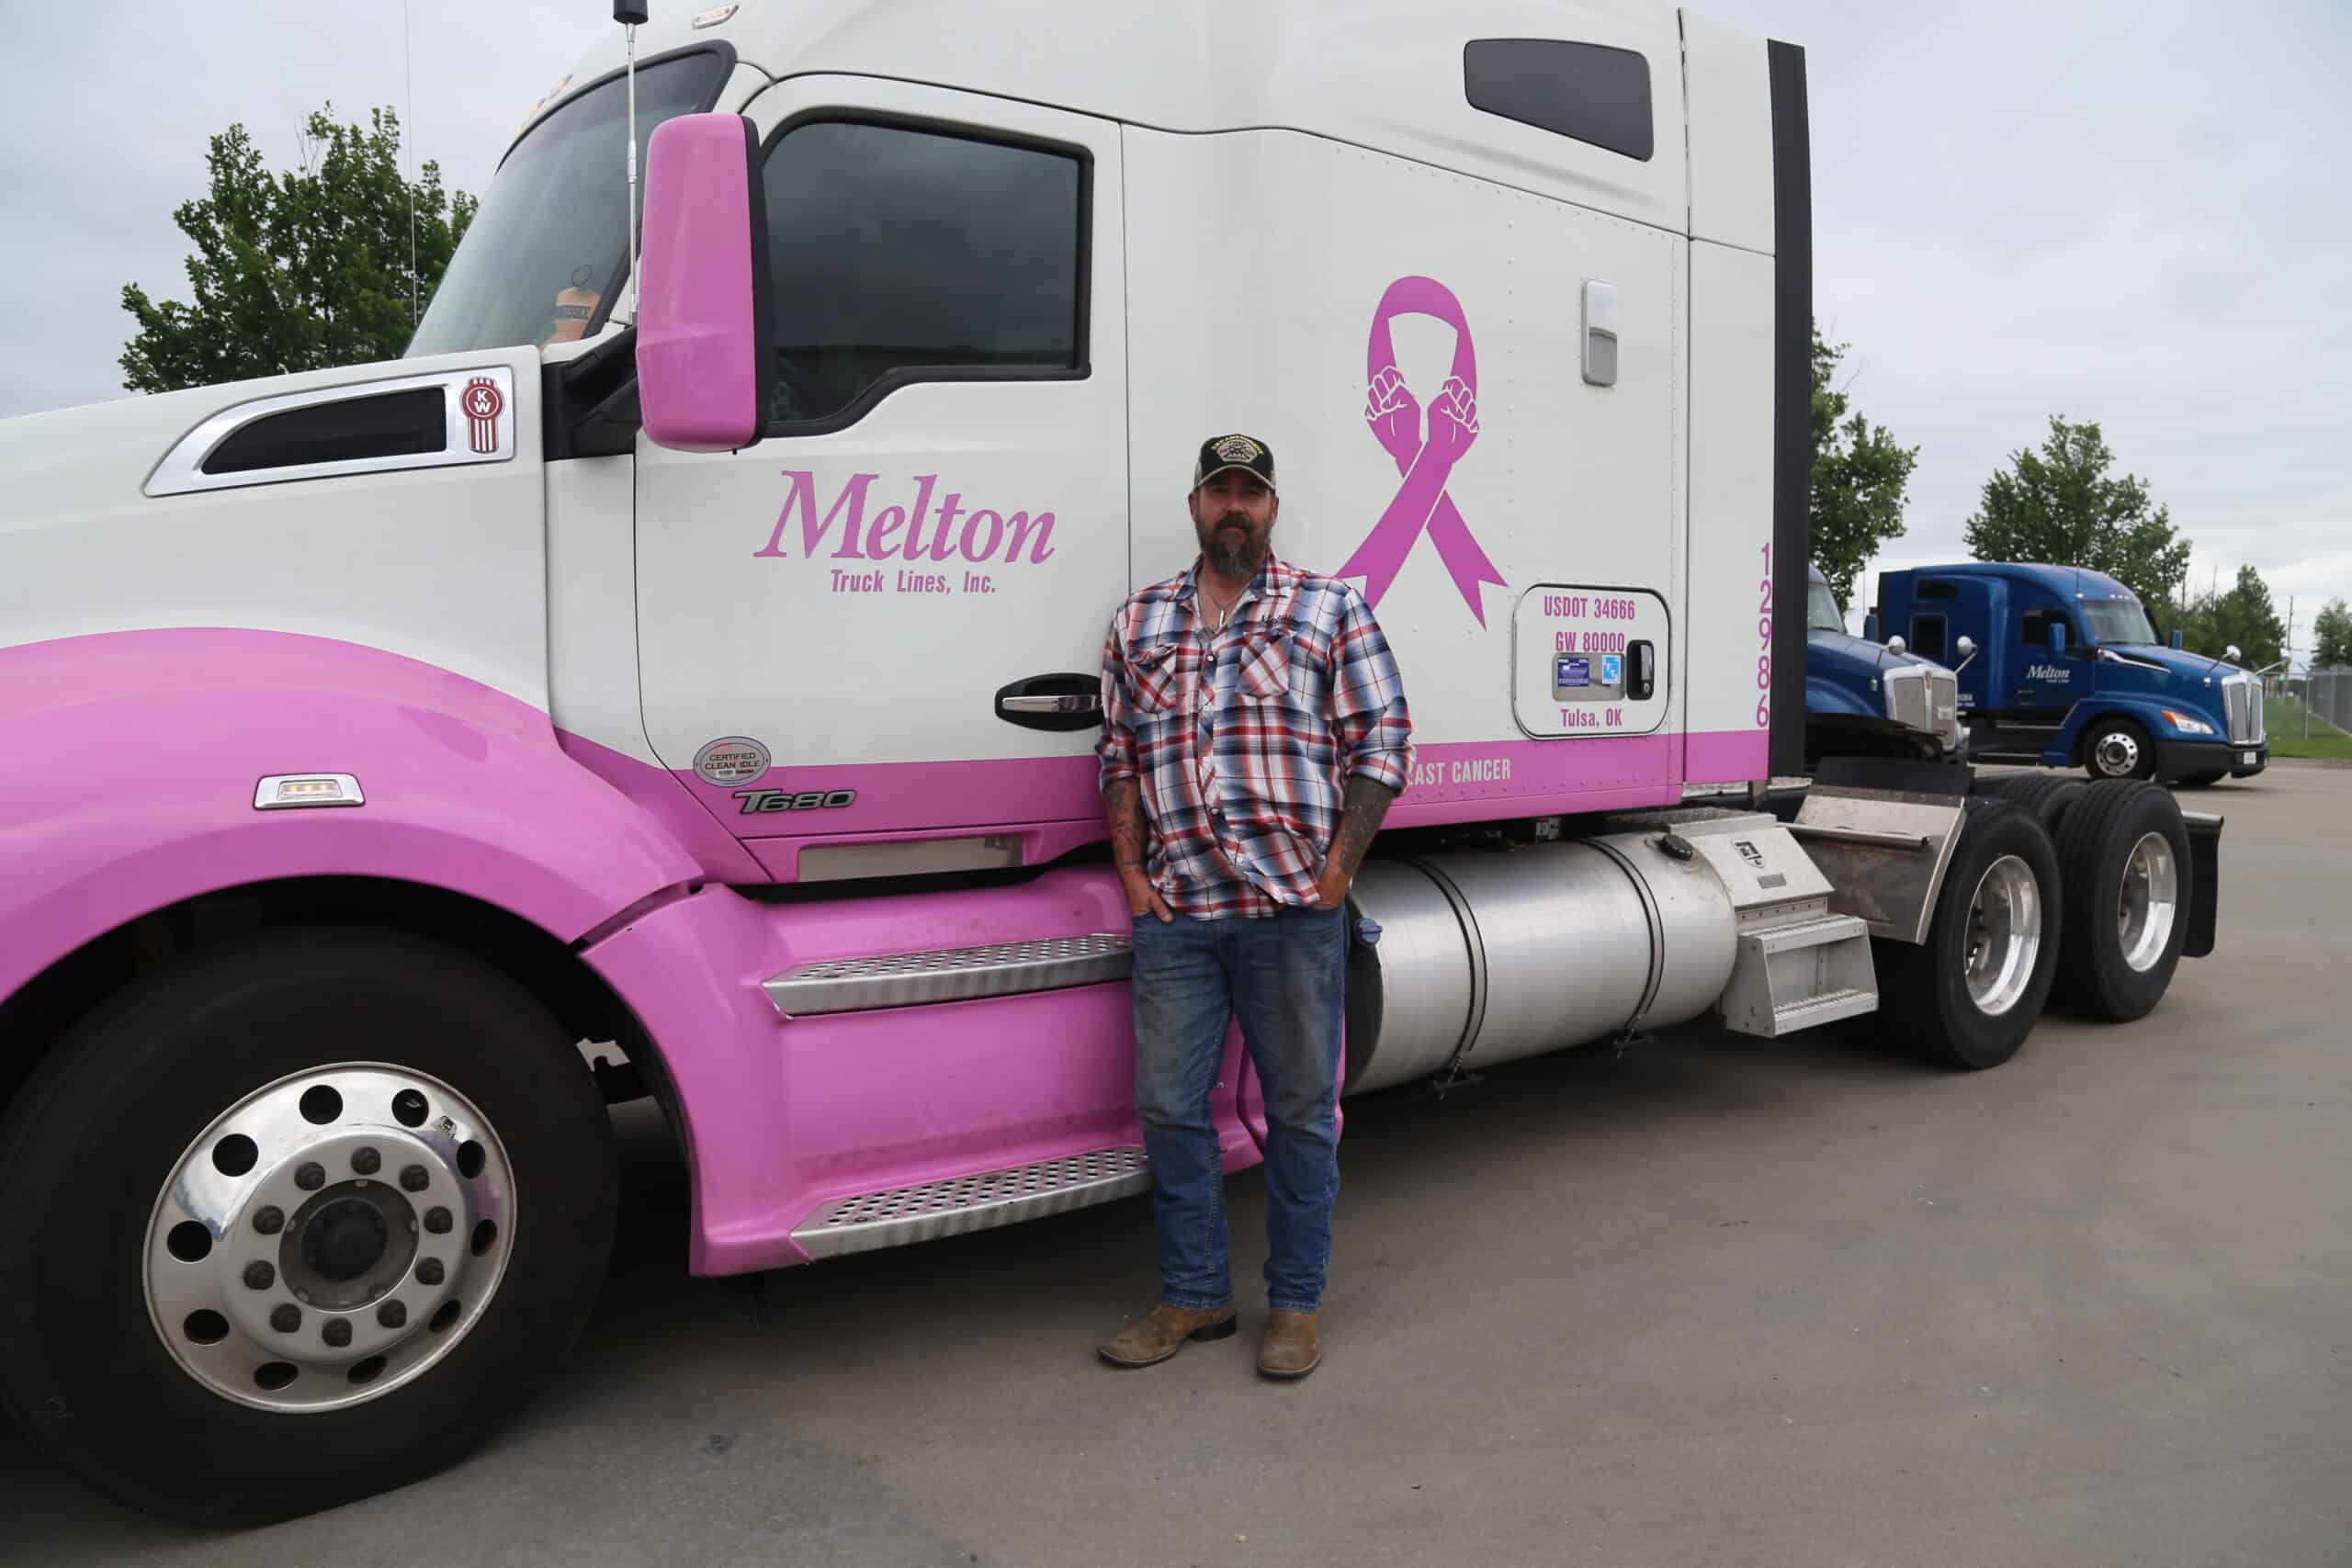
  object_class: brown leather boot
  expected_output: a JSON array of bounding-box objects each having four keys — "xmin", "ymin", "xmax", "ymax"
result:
[
  {"xmin": 1097, "ymin": 1302, "xmax": 1238, "ymax": 1368},
  {"xmin": 1256, "ymin": 1309, "xmax": 1321, "ymax": 1379}
]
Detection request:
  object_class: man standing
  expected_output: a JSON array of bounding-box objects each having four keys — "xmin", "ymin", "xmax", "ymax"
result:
[{"xmin": 1095, "ymin": 434, "xmax": 1411, "ymax": 1380}]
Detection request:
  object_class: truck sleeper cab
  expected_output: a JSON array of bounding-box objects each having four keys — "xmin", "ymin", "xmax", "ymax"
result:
[
  {"xmin": 1863, "ymin": 563, "xmax": 2267, "ymax": 784},
  {"xmin": 1801, "ymin": 562, "xmax": 1963, "ymax": 764},
  {"xmin": 0, "ymin": 0, "xmax": 2224, "ymax": 1526}
]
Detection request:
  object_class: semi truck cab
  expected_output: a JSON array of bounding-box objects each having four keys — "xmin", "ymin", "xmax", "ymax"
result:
[
  {"xmin": 1861, "ymin": 563, "xmax": 2267, "ymax": 784},
  {"xmin": 1802, "ymin": 562, "xmax": 1962, "ymax": 762}
]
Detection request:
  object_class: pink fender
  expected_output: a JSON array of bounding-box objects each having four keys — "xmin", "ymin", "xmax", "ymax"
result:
[{"xmin": 0, "ymin": 629, "xmax": 709, "ymax": 1006}]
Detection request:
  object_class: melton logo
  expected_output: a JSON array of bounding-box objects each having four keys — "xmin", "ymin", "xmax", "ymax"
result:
[
  {"xmin": 753, "ymin": 471, "xmax": 1057, "ymax": 566},
  {"xmin": 2027, "ymin": 663, "xmax": 2074, "ymax": 682}
]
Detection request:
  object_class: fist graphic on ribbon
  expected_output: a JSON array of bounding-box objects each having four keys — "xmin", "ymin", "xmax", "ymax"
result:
[{"xmin": 1339, "ymin": 276, "xmax": 1508, "ymax": 624}]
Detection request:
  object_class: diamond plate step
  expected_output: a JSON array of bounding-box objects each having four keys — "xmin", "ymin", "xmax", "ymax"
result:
[
  {"xmin": 792, "ymin": 1147, "xmax": 1151, "ymax": 1259},
  {"xmin": 1770, "ymin": 986, "xmax": 1879, "ymax": 1032},
  {"xmin": 1720, "ymin": 913, "xmax": 1878, "ymax": 1038},
  {"xmin": 763, "ymin": 932, "xmax": 1132, "ymax": 1016}
]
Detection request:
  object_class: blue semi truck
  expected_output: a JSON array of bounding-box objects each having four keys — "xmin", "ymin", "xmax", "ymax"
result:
[{"xmin": 1815, "ymin": 562, "xmax": 2268, "ymax": 785}]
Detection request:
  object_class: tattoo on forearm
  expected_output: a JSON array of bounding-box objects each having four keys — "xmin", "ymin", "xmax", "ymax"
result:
[
  {"xmin": 1330, "ymin": 776, "xmax": 1398, "ymax": 878},
  {"xmin": 1105, "ymin": 779, "xmax": 1151, "ymax": 870}
]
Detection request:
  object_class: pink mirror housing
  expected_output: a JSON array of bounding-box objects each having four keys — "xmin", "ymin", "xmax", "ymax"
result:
[{"xmin": 636, "ymin": 113, "xmax": 773, "ymax": 453}]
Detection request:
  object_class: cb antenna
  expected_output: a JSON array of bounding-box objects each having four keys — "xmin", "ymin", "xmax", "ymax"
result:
[{"xmin": 616, "ymin": 2, "xmax": 649, "ymax": 321}]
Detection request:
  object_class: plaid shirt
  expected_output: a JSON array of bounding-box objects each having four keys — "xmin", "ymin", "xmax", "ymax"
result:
[{"xmin": 1098, "ymin": 554, "xmax": 1412, "ymax": 918}]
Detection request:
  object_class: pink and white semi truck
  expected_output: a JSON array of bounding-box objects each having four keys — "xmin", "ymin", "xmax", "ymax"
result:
[{"xmin": 0, "ymin": 1, "xmax": 2222, "ymax": 1523}]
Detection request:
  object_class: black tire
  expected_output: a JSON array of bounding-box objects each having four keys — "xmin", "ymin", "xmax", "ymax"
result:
[
  {"xmin": 0, "ymin": 926, "xmax": 616, "ymax": 1526},
  {"xmin": 2079, "ymin": 716, "xmax": 2156, "ymax": 782},
  {"xmin": 2052, "ymin": 780, "xmax": 2190, "ymax": 1021},
  {"xmin": 1872, "ymin": 800, "xmax": 2063, "ymax": 1069},
  {"xmin": 1973, "ymin": 772, "xmax": 2086, "ymax": 835}
]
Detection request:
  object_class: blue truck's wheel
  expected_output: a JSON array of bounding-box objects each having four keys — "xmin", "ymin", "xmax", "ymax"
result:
[
  {"xmin": 0, "ymin": 926, "xmax": 616, "ymax": 1526},
  {"xmin": 2080, "ymin": 716, "xmax": 2157, "ymax": 782},
  {"xmin": 2052, "ymin": 781, "xmax": 2190, "ymax": 1021},
  {"xmin": 1872, "ymin": 800, "xmax": 2063, "ymax": 1069}
]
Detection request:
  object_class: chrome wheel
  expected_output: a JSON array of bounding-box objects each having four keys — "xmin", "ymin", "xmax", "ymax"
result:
[
  {"xmin": 143, "ymin": 1065, "xmax": 516, "ymax": 1414},
  {"xmin": 2091, "ymin": 728, "xmax": 2142, "ymax": 778},
  {"xmin": 1964, "ymin": 853, "xmax": 2043, "ymax": 1016},
  {"xmin": 2117, "ymin": 831, "xmax": 2178, "ymax": 972}
]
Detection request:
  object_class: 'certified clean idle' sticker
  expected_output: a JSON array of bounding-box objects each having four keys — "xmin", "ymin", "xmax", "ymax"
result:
[{"xmin": 694, "ymin": 736, "xmax": 771, "ymax": 787}]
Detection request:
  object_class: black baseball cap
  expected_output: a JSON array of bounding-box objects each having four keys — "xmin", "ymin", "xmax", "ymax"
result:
[{"xmin": 1193, "ymin": 433, "xmax": 1277, "ymax": 494}]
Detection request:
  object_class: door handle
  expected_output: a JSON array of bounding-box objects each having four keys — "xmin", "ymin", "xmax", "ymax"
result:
[{"xmin": 995, "ymin": 672, "xmax": 1102, "ymax": 732}]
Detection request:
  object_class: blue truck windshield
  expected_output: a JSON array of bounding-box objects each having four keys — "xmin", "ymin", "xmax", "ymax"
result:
[
  {"xmin": 2080, "ymin": 599, "xmax": 2157, "ymax": 646},
  {"xmin": 407, "ymin": 54, "xmax": 728, "ymax": 358},
  {"xmin": 1806, "ymin": 581, "xmax": 1845, "ymax": 634}
]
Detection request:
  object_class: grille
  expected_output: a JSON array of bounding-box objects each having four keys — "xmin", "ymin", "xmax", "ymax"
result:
[
  {"xmin": 1883, "ymin": 667, "xmax": 1931, "ymax": 734},
  {"xmin": 1928, "ymin": 670, "xmax": 1962, "ymax": 752},
  {"xmin": 2222, "ymin": 676, "xmax": 2262, "ymax": 744}
]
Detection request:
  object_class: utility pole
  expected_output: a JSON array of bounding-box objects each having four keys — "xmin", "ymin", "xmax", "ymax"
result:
[{"xmin": 2283, "ymin": 596, "xmax": 2294, "ymax": 702}]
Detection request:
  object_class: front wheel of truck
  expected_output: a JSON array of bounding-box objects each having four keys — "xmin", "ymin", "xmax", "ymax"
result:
[
  {"xmin": 1873, "ymin": 801, "xmax": 2064, "ymax": 1070},
  {"xmin": 2080, "ymin": 716, "xmax": 2157, "ymax": 782},
  {"xmin": 0, "ymin": 925, "xmax": 617, "ymax": 1527}
]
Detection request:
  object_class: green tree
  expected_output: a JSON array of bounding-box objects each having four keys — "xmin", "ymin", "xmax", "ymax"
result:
[
  {"xmin": 2173, "ymin": 565, "xmax": 2286, "ymax": 668},
  {"xmin": 2312, "ymin": 598, "xmax": 2352, "ymax": 669},
  {"xmin": 1809, "ymin": 329, "xmax": 1918, "ymax": 610},
  {"xmin": 120, "ymin": 106, "xmax": 475, "ymax": 393},
  {"xmin": 1962, "ymin": 416, "xmax": 2191, "ymax": 610}
]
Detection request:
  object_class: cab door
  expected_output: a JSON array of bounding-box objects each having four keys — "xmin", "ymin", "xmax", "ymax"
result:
[{"xmin": 631, "ymin": 78, "xmax": 1127, "ymax": 878}]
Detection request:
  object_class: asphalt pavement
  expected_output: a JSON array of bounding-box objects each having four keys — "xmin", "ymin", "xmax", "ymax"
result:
[{"xmin": 6, "ymin": 763, "xmax": 2348, "ymax": 1566}]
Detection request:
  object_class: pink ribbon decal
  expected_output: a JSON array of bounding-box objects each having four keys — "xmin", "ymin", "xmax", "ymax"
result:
[{"xmin": 1338, "ymin": 276, "xmax": 1507, "ymax": 624}]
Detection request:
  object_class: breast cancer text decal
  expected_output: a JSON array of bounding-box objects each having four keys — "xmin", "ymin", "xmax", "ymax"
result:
[{"xmin": 1338, "ymin": 276, "xmax": 1508, "ymax": 626}]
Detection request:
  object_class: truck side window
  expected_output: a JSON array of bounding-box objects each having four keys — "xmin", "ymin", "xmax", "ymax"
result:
[
  {"xmin": 760, "ymin": 119, "xmax": 1085, "ymax": 429},
  {"xmin": 1463, "ymin": 39, "xmax": 1654, "ymax": 162},
  {"xmin": 1909, "ymin": 615, "xmax": 1947, "ymax": 661},
  {"xmin": 2020, "ymin": 610, "xmax": 2074, "ymax": 650}
]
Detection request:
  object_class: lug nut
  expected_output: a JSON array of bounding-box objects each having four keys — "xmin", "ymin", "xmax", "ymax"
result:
[
  {"xmin": 378, "ymin": 1301, "xmax": 408, "ymax": 1329},
  {"xmin": 400, "ymin": 1164, "xmax": 430, "ymax": 1192},
  {"xmin": 243, "ymin": 1261, "xmax": 277, "ymax": 1291},
  {"xmin": 424, "ymin": 1206, "xmax": 453, "ymax": 1235},
  {"xmin": 322, "ymin": 1318, "xmax": 352, "ymax": 1348},
  {"xmin": 252, "ymin": 1205, "xmax": 286, "ymax": 1236},
  {"xmin": 295, "ymin": 1162, "xmax": 326, "ymax": 1191},
  {"xmin": 271, "ymin": 1303, "xmax": 301, "ymax": 1333},
  {"xmin": 416, "ymin": 1258, "xmax": 446, "ymax": 1286},
  {"xmin": 351, "ymin": 1147, "xmax": 380, "ymax": 1176}
]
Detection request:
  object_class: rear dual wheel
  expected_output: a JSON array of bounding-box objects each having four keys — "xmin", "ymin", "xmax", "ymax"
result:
[
  {"xmin": 2052, "ymin": 780, "xmax": 2189, "ymax": 1021},
  {"xmin": 0, "ymin": 927, "xmax": 616, "ymax": 1527},
  {"xmin": 1874, "ymin": 800, "xmax": 2063, "ymax": 1070}
]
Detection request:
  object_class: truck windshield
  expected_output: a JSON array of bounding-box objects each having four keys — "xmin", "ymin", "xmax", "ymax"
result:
[
  {"xmin": 2080, "ymin": 599, "xmax": 2157, "ymax": 646},
  {"xmin": 1806, "ymin": 581, "xmax": 1845, "ymax": 634},
  {"xmin": 406, "ymin": 54, "xmax": 728, "ymax": 358}
]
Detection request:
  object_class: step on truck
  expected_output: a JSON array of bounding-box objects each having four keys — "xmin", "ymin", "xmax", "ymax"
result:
[
  {"xmin": 0, "ymin": 0, "xmax": 2228, "ymax": 1524},
  {"xmin": 1859, "ymin": 561, "xmax": 2270, "ymax": 784}
]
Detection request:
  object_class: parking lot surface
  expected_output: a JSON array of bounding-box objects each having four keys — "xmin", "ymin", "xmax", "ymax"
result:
[{"xmin": 6, "ymin": 763, "xmax": 2348, "ymax": 1566}]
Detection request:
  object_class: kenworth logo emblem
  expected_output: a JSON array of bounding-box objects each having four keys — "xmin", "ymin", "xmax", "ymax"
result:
[{"xmin": 2027, "ymin": 663, "xmax": 2073, "ymax": 682}]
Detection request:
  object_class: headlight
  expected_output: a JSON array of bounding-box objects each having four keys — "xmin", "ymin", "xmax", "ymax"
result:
[{"xmin": 2160, "ymin": 709, "xmax": 2216, "ymax": 737}]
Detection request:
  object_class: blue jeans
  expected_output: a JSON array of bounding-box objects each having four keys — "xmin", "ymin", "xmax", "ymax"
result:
[{"xmin": 1129, "ymin": 905, "xmax": 1346, "ymax": 1314}]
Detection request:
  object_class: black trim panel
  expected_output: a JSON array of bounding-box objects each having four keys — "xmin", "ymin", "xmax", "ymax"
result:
[
  {"xmin": 1767, "ymin": 39, "xmax": 1813, "ymax": 781},
  {"xmin": 1462, "ymin": 38, "xmax": 1655, "ymax": 162},
  {"xmin": 202, "ymin": 388, "xmax": 446, "ymax": 475}
]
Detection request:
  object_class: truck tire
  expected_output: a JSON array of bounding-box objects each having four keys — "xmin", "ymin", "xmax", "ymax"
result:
[
  {"xmin": 1972, "ymin": 773, "xmax": 2086, "ymax": 835},
  {"xmin": 2080, "ymin": 716, "xmax": 2156, "ymax": 782},
  {"xmin": 0, "ymin": 925, "xmax": 617, "ymax": 1527},
  {"xmin": 2052, "ymin": 780, "xmax": 2190, "ymax": 1021},
  {"xmin": 1873, "ymin": 800, "xmax": 2062, "ymax": 1070}
]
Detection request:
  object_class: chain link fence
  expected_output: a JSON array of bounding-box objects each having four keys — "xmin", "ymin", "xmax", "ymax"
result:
[{"xmin": 2304, "ymin": 667, "xmax": 2352, "ymax": 734}]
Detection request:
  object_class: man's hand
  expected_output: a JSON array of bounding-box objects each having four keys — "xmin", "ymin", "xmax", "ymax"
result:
[
  {"xmin": 1122, "ymin": 864, "xmax": 1175, "ymax": 923},
  {"xmin": 1309, "ymin": 862, "xmax": 1351, "ymax": 912}
]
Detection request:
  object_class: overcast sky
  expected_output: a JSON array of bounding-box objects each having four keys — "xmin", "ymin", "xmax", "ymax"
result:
[{"xmin": 6, "ymin": 1, "xmax": 2347, "ymax": 650}]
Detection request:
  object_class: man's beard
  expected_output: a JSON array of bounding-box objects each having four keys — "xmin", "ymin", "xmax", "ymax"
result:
[{"xmin": 1198, "ymin": 510, "xmax": 1268, "ymax": 578}]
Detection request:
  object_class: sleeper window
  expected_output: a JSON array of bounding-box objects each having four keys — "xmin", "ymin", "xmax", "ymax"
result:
[
  {"xmin": 2021, "ymin": 610, "xmax": 2074, "ymax": 650},
  {"xmin": 760, "ymin": 120, "xmax": 1085, "ymax": 428}
]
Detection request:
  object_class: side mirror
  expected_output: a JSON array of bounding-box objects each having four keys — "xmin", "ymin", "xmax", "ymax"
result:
[
  {"xmin": 1955, "ymin": 635, "xmax": 1976, "ymax": 660},
  {"xmin": 2169, "ymin": 628, "xmax": 2185, "ymax": 649},
  {"xmin": 1886, "ymin": 634, "xmax": 1907, "ymax": 656},
  {"xmin": 2223, "ymin": 644, "xmax": 2242, "ymax": 663},
  {"xmin": 1862, "ymin": 614, "xmax": 1881, "ymax": 642},
  {"xmin": 636, "ymin": 113, "xmax": 774, "ymax": 453}
]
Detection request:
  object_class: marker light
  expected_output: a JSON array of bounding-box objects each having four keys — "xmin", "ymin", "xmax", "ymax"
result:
[
  {"xmin": 2158, "ymin": 710, "xmax": 2215, "ymax": 737},
  {"xmin": 254, "ymin": 774, "xmax": 366, "ymax": 810},
  {"xmin": 692, "ymin": 4, "xmax": 739, "ymax": 26}
]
